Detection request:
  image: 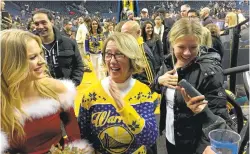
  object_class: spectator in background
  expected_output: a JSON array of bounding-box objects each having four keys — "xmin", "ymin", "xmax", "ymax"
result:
[
  {"xmin": 187, "ymin": 10, "xmax": 212, "ymax": 48},
  {"xmin": 141, "ymin": 21, "xmax": 164, "ymax": 74},
  {"xmin": 104, "ymin": 22, "xmax": 114, "ymax": 39},
  {"xmin": 60, "ymin": 19, "xmax": 74, "ymax": 39},
  {"xmin": 205, "ymin": 23, "xmax": 224, "ymax": 60},
  {"xmin": 27, "ymin": 20, "xmax": 36, "ymax": 33},
  {"xmin": 164, "ymin": 12, "xmax": 175, "ymax": 29},
  {"xmin": 200, "ymin": 7, "xmax": 213, "ymax": 26},
  {"xmin": 85, "ymin": 18, "xmax": 105, "ymax": 80},
  {"xmin": 140, "ymin": 8, "xmax": 150, "ymax": 25},
  {"xmin": 1, "ymin": 0, "xmax": 13, "ymax": 30},
  {"xmin": 76, "ymin": 16, "xmax": 92, "ymax": 72},
  {"xmin": 121, "ymin": 21, "xmax": 156, "ymax": 86},
  {"xmin": 220, "ymin": 12, "xmax": 238, "ymax": 36},
  {"xmin": 32, "ymin": 8, "xmax": 84, "ymax": 86},
  {"xmin": 114, "ymin": 20, "xmax": 126, "ymax": 32},
  {"xmin": 180, "ymin": 4, "xmax": 190, "ymax": 18},
  {"xmin": 72, "ymin": 19, "xmax": 79, "ymax": 32},
  {"xmin": 187, "ymin": 9, "xmax": 199, "ymax": 19},
  {"xmin": 154, "ymin": 14, "xmax": 165, "ymax": 42},
  {"xmin": 127, "ymin": 10, "xmax": 134, "ymax": 21},
  {"xmin": 76, "ymin": 17, "xmax": 88, "ymax": 55},
  {"xmin": 84, "ymin": 16, "xmax": 92, "ymax": 31}
]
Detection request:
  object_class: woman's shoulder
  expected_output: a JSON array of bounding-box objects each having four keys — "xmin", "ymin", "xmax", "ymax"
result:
[
  {"xmin": 39, "ymin": 78, "xmax": 77, "ymax": 109},
  {"xmin": 128, "ymin": 79, "xmax": 159, "ymax": 103},
  {"xmin": 39, "ymin": 78, "xmax": 74, "ymax": 94}
]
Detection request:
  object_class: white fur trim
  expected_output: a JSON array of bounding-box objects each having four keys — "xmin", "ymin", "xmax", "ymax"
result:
[
  {"xmin": 0, "ymin": 131, "xmax": 8, "ymax": 154},
  {"xmin": 66, "ymin": 140, "xmax": 94, "ymax": 154},
  {"xmin": 59, "ymin": 79, "xmax": 77, "ymax": 110},
  {"xmin": 18, "ymin": 79, "xmax": 76, "ymax": 123},
  {"xmin": 21, "ymin": 99, "xmax": 60, "ymax": 123}
]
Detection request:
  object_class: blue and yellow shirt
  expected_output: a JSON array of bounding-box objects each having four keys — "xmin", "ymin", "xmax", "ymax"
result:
[
  {"xmin": 78, "ymin": 80, "xmax": 158, "ymax": 154},
  {"xmin": 85, "ymin": 33, "xmax": 104, "ymax": 54}
]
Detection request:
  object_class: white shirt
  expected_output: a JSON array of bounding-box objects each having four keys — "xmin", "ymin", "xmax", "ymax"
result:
[
  {"xmin": 165, "ymin": 87, "xmax": 176, "ymax": 145},
  {"xmin": 154, "ymin": 25, "xmax": 164, "ymax": 42},
  {"xmin": 101, "ymin": 76, "xmax": 135, "ymax": 97},
  {"xmin": 76, "ymin": 23, "xmax": 88, "ymax": 44},
  {"xmin": 165, "ymin": 71, "xmax": 178, "ymax": 145}
]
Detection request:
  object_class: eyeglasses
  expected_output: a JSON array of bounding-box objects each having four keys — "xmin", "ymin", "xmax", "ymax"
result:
[{"xmin": 104, "ymin": 52, "xmax": 125, "ymax": 61}]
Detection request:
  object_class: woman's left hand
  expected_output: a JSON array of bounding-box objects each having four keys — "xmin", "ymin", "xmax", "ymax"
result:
[
  {"xmin": 177, "ymin": 87, "xmax": 208, "ymax": 114},
  {"xmin": 109, "ymin": 78, "xmax": 124, "ymax": 109}
]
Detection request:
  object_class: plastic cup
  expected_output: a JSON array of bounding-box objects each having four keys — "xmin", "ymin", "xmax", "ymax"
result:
[{"xmin": 209, "ymin": 129, "xmax": 241, "ymax": 154}]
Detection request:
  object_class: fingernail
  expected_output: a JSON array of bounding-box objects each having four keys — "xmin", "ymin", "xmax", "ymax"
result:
[{"xmin": 203, "ymin": 100, "xmax": 208, "ymax": 103}]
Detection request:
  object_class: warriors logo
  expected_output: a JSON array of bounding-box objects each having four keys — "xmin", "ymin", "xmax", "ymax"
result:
[{"xmin": 98, "ymin": 125, "xmax": 134, "ymax": 153}]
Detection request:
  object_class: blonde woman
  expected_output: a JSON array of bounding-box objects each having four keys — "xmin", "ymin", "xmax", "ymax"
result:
[
  {"xmin": 225, "ymin": 12, "xmax": 238, "ymax": 28},
  {"xmin": 0, "ymin": 29, "xmax": 93, "ymax": 153},
  {"xmin": 152, "ymin": 18, "xmax": 232, "ymax": 154},
  {"xmin": 78, "ymin": 32, "xmax": 158, "ymax": 154},
  {"xmin": 221, "ymin": 12, "xmax": 238, "ymax": 35},
  {"xmin": 206, "ymin": 23, "xmax": 224, "ymax": 59}
]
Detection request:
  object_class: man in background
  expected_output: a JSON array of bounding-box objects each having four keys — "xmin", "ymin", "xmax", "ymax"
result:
[
  {"xmin": 180, "ymin": 4, "xmax": 191, "ymax": 18},
  {"xmin": 200, "ymin": 7, "xmax": 213, "ymax": 26}
]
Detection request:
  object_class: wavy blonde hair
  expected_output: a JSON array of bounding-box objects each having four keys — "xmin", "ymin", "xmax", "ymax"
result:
[
  {"xmin": 102, "ymin": 32, "xmax": 146, "ymax": 74},
  {"xmin": 1, "ymin": 29, "xmax": 58, "ymax": 145},
  {"xmin": 201, "ymin": 27, "xmax": 212, "ymax": 47},
  {"xmin": 226, "ymin": 12, "xmax": 238, "ymax": 27}
]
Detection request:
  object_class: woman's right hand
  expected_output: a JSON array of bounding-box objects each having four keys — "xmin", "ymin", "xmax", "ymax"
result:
[
  {"xmin": 203, "ymin": 146, "xmax": 215, "ymax": 154},
  {"xmin": 158, "ymin": 69, "xmax": 178, "ymax": 89}
]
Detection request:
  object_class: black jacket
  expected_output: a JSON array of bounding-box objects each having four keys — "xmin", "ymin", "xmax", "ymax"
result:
[
  {"xmin": 202, "ymin": 16, "xmax": 213, "ymax": 27},
  {"xmin": 133, "ymin": 43, "xmax": 156, "ymax": 86},
  {"xmin": 211, "ymin": 36, "xmax": 224, "ymax": 60},
  {"xmin": 145, "ymin": 38, "xmax": 164, "ymax": 73},
  {"xmin": 152, "ymin": 48, "xmax": 232, "ymax": 154},
  {"xmin": 43, "ymin": 27, "xmax": 84, "ymax": 86}
]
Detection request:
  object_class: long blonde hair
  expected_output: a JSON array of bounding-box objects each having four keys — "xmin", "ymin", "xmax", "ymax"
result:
[
  {"xmin": 226, "ymin": 12, "xmax": 238, "ymax": 27},
  {"xmin": 1, "ymin": 29, "xmax": 58, "ymax": 145}
]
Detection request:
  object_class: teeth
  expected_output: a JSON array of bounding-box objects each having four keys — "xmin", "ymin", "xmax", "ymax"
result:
[{"xmin": 111, "ymin": 68, "xmax": 120, "ymax": 71}]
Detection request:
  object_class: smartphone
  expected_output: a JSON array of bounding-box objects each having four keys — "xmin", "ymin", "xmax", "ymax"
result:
[{"xmin": 178, "ymin": 79, "xmax": 202, "ymax": 97}]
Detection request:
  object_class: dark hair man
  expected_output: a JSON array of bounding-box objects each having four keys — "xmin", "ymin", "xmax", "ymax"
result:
[{"xmin": 32, "ymin": 8, "xmax": 84, "ymax": 86}]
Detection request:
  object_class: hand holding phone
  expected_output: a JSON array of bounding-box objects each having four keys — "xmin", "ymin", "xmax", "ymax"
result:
[
  {"xmin": 177, "ymin": 79, "xmax": 207, "ymax": 114},
  {"xmin": 178, "ymin": 79, "xmax": 202, "ymax": 97}
]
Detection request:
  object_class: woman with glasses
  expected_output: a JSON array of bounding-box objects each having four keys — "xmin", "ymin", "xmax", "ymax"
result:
[{"xmin": 78, "ymin": 32, "xmax": 159, "ymax": 154}]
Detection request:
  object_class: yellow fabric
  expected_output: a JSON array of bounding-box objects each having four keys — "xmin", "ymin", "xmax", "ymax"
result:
[
  {"xmin": 117, "ymin": 104, "xmax": 145, "ymax": 134},
  {"xmin": 78, "ymin": 79, "xmax": 159, "ymax": 153},
  {"xmin": 74, "ymin": 59, "xmax": 160, "ymax": 116},
  {"xmin": 80, "ymin": 80, "xmax": 158, "ymax": 135},
  {"xmin": 137, "ymin": 37, "xmax": 154, "ymax": 84},
  {"xmin": 123, "ymin": 0, "xmax": 134, "ymax": 11},
  {"xmin": 132, "ymin": 145, "xmax": 146, "ymax": 154},
  {"xmin": 82, "ymin": 80, "xmax": 158, "ymax": 109}
]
